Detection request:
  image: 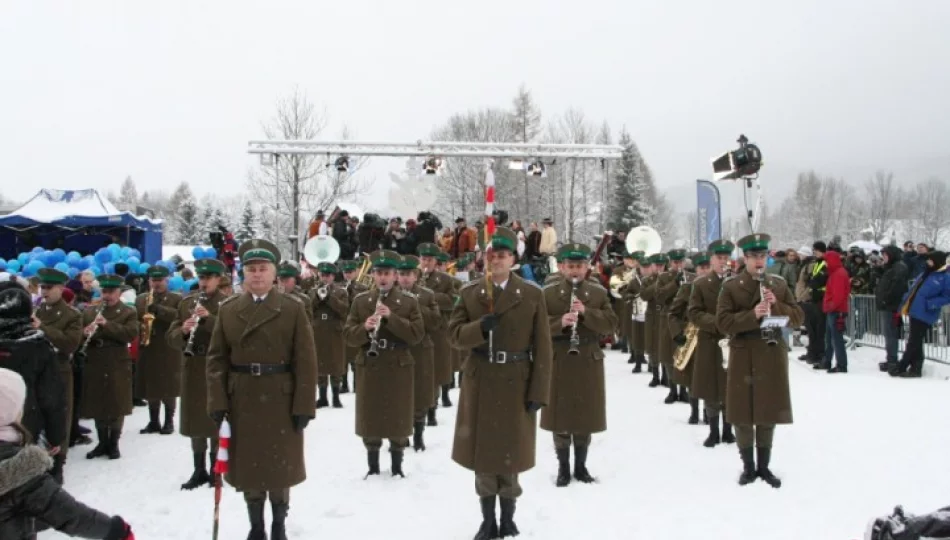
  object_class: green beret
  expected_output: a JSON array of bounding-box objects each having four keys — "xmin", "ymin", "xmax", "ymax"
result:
[
  {"xmin": 738, "ymin": 233, "xmax": 771, "ymax": 253},
  {"xmin": 277, "ymin": 261, "xmax": 301, "ymax": 278},
  {"xmin": 399, "ymin": 255, "xmax": 421, "ymax": 271},
  {"xmin": 490, "ymin": 227, "xmax": 517, "ymax": 252},
  {"xmin": 557, "ymin": 242, "xmax": 591, "ymax": 261},
  {"xmin": 436, "ymin": 251, "xmax": 450, "ymax": 263},
  {"xmin": 316, "ymin": 262, "xmax": 338, "ymax": 274},
  {"xmin": 340, "ymin": 260, "xmax": 361, "ymax": 272},
  {"xmin": 370, "ymin": 250, "xmax": 401, "ymax": 269},
  {"xmin": 239, "ymin": 238, "xmax": 280, "ymax": 264},
  {"xmin": 417, "ymin": 243, "xmax": 442, "ymax": 257},
  {"xmin": 194, "ymin": 258, "xmax": 225, "ymax": 276},
  {"xmin": 97, "ymin": 274, "xmax": 124, "ymax": 289},
  {"xmin": 668, "ymin": 249, "xmax": 687, "ymax": 261},
  {"xmin": 708, "ymin": 239, "xmax": 736, "ymax": 255},
  {"xmin": 37, "ymin": 268, "xmax": 68, "ymax": 285}
]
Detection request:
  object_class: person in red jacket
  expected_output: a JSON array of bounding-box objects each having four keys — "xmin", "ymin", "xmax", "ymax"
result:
[{"xmin": 819, "ymin": 250, "xmax": 851, "ymax": 373}]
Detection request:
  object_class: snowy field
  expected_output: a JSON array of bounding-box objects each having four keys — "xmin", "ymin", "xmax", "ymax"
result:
[{"xmin": 43, "ymin": 346, "xmax": 950, "ymax": 540}]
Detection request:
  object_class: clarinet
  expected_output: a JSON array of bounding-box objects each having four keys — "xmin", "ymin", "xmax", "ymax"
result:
[
  {"xmin": 568, "ymin": 282, "xmax": 581, "ymax": 355},
  {"xmin": 183, "ymin": 293, "xmax": 208, "ymax": 357},
  {"xmin": 758, "ymin": 269, "xmax": 778, "ymax": 346},
  {"xmin": 365, "ymin": 288, "xmax": 390, "ymax": 358},
  {"xmin": 75, "ymin": 303, "xmax": 106, "ymax": 362}
]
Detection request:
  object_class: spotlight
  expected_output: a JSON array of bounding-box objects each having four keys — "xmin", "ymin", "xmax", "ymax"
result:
[
  {"xmin": 508, "ymin": 159, "xmax": 525, "ymax": 171},
  {"xmin": 334, "ymin": 156, "xmax": 350, "ymax": 173},
  {"xmin": 711, "ymin": 134, "xmax": 762, "ymax": 181},
  {"xmin": 423, "ymin": 156, "xmax": 443, "ymax": 175},
  {"xmin": 528, "ymin": 160, "xmax": 546, "ymax": 177}
]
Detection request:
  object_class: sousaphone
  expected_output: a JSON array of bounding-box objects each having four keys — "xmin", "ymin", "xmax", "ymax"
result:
[
  {"xmin": 625, "ymin": 225, "xmax": 662, "ymax": 320},
  {"xmin": 303, "ymin": 235, "xmax": 341, "ymax": 267}
]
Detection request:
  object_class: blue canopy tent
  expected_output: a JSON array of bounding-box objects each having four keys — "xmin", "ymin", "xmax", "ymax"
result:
[{"xmin": 0, "ymin": 189, "xmax": 163, "ymax": 263}]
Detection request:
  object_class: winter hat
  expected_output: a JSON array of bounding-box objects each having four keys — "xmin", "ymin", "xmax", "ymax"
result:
[
  {"xmin": 0, "ymin": 368, "xmax": 27, "ymax": 427},
  {"xmin": 928, "ymin": 251, "xmax": 947, "ymax": 270},
  {"xmin": 65, "ymin": 279, "xmax": 83, "ymax": 295},
  {"xmin": 0, "ymin": 282, "xmax": 32, "ymax": 321},
  {"xmin": 61, "ymin": 288, "xmax": 75, "ymax": 304}
]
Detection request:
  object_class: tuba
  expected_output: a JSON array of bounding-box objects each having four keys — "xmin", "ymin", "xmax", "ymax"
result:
[
  {"xmin": 673, "ymin": 323, "xmax": 700, "ymax": 370},
  {"xmin": 303, "ymin": 234, "xmax": 340, "ymax": 268},
  {"xmin": 625, "ymin": 225, "xmax": 662, "ymax": 258}
]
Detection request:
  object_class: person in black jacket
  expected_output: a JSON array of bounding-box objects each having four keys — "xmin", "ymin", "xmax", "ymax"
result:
[
  {"xmin": 0, "ymin": 282, "xmax": 66, "ymax": 457},
  {"xmin": 875, "ymin": 245, "xmax": 910, "ymax": 372},
  {"xmin": 804, "ymin": 241, "xmax": 829, "ymax": 365},
  {"xmin": 0, "ymin": 368, "xmax": 134, "ymax": 540}
]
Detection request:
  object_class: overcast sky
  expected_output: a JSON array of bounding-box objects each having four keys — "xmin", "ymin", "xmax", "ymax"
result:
[{"xmin": 2, "ymin": 0, "xmax": 948, "ymax": 218}]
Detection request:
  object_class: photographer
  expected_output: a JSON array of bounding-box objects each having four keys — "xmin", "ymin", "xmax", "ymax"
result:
[{"xmin": 329, "ymin": 210, "xmax": 356, "ymax": 260}]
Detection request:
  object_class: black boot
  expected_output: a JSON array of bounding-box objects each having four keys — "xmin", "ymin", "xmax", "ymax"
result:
[
  {"xmin": 721, "ymin": 421, "xmax": 736, "ymax": 444},
  {"xmin": 738, "ymin": 447, "xmax": 758, "ymax": 485},
  {"xmin": 498, "ymin": 498, "xmax": 520, "ymax": 537},
  {"xmin": 573, "ymin": 444, "xmax": 594, "ymax": 483},
  {"xmin": 441, "ymin": 384, "xmax": 453, "ymax": 407},
  {"xmin": 678, "ymin": 386, "xmax": 689, "ymax": 403},
  {"xmin": 620, "ymin": 340, "xmax": 628, "ymax": 354},
  {"xmin": 50, "ymin": 454, "xmax": 66, "ymax": 485},
  {"xmin": 756, "ymin": 447, "xmax": 781, "ymax": 488},
  {"xmin": 364, "ymin": 450, "xmax": 380, "ymax": 478},
  {"xmin": 339, "ymin": 371, "xmax": 350, "ymax": 393},
  {"xmin": 632, "ymin": 354, "xmax": 643, "ymax": 373},
  {"xmin": 245, "ymin": 500, "xmax": 267, "ymax": 540},
  {"xmin": 132, "ymin": 397, "xmax": 147, "ymax": 407},
  {"xmin": 181, "ymin": 452, "xmax": 211, "ymax": 490},
  {"xmin": 703, "ymin": 415, "xmax": 721, "ymax": 448},
  {"xmin": 449, "ymin": 373, "xmax": 456, "ymax": 389},
  {"xmin": 160, "ymin": 402, "xmax": 175, "ymax": 435},
  {"xmin": 108, "ymin": 426, "xmax": 121, "ymax": 460},
  {"xmin": 663, "ymin": 384, "xmax": 678, "ymax": 404},
  {"xmin": 627, "ymin": 352, "xmax": 635, "ymax": 364},
  {"xmin": 140, "ymin": 403, "xmax": 161, "ymax": 434},
  {"xmin": 331, "ymin": 385, "xmax": 343, "ymax": 408},
  {"xmin": 271, "ymin": 501, "xmax": 289, "ymax": 540},
  {"xmin": 555, "ymin": 447, "xmax": 571, "ymax": 487},
  {"xmin": 473, "ymin": 496, "xmax": 498, "ymax": 540},
  {"xmin": 660, "ymin": 366, "xmax": 669, "ymax": 387},
  {"xmin": 413, "ymin": 421, "xmax": 426, "ymax": 452},
  {"xmin": 316, "ymin": 383, "xmax": 329, "ymax": 408},
  {"xmin": 648, "ymin": 365, "xmax": 659, "ymax": 387},
  {"xmin": 688, "ymin": 398, "xmax": 700, "ymax": 425},
  {"xmin": 427, "ymin": 407, "xmax": 438, "ymax": 427},
  {"xmin": 391, "ymin": 450, "xmax": 405, "ymax": 478},
  {"xmin": 86, "ymin": 426, "xmax": 110, "ymax": 459}
]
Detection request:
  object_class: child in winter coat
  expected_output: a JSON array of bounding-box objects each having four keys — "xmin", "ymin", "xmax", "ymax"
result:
[{"xmin": 0, "ymin": 368, "xmax": 135, "ymax": 539}]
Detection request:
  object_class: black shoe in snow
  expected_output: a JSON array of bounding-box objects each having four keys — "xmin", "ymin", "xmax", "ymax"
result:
[
  {"xmin": 555, "ymin": 447, "xmax": 571, "ymax": 487},
  {"xmin": 738, "ymin": 447, "xmax": 758, "ymax": 486},
  {"xmin": 573, "ymin": 445, "xmax": 595, "ymax": 483},
  {"xmin": 364, "ymin": 450, "xmax": 381, "ymax": 479},
  {"xmin": 721, "ymin": 422, "xmax": 736, "ymax": 444},
  {"xmin": 390, "ymin": 451, "xmax": 405, "ymax": 478},
  {"xmin": 473, "ymin": 496, "xmax": 498, "ymax": 540},
  {"xmin": 181, "ymin": 452, "xmax": 210, "ymax": 490},
  {"xmin": 756, "ymin": 447, "xmax": 781, "ymax": 488},
  {"xmin": 498, "ymin": 498, "xmax": 520, "ymax": 537}
]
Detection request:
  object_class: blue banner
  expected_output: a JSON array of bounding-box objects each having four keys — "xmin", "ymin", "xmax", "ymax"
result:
[{"xmin": 696, "ymin": 180, "xmax": 721, "ymax": 250}]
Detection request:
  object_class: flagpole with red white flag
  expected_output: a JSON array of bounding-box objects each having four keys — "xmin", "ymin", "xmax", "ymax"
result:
[
  {"xmin": 212, "ymin": 418, "xmax": 231, "ymax": 540},
  {"xmin": 483, "ymin": 161, "xmax": 497, "ymax": 357}
]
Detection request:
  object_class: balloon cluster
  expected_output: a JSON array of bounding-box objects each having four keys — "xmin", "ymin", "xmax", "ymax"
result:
[{"xmin": 0, "ymin": 244, "xmax": 149, "ymax": 280}]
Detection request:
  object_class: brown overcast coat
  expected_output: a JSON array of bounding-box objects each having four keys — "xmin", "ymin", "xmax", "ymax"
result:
[
  {"xmin": 36, "ymin": 298, "xmax": 82, "ymax": 447},
  {"xmin": 655, "ymin": 271, "xmax": 679, "ymax": 368},
  {"xmin": 309, "ymin": 283, "xmax": 350, "ymax": 377},
  {"xmin": 687, "ymin": 273, "xmax": 728, "ymax": 403},
  {"xmin": 640, "ymin": 274, "xmax": 658, "ymax": 361},
  {"xmin": 667, "ymin": 281, "xmax": 695, "ymax": 387},
  {"xmin": 422, "ymin": 270, "xmax": 455, "ymax": 385},
  {"xmin": 408, "ymin": 284, "xmax": 441, "ymax": 413},
  {"xmin": 134, "ymin": 291, "xmax": 183, "ymax": 400},
  {"xmin": 79, "ymin": 302, "xmax": 137, "ymax": 420}
]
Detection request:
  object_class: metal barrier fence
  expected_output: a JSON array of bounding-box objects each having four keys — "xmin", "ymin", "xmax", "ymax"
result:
[{"xmin": 848, "ymin": 294, "xmax": 950, "ymax": 364}]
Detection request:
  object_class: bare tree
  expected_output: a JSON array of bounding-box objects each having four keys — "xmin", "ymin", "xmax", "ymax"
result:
[
  {"xmin": 246, "ymin": 88, "xmax": 367, "ymax": 259},
  {"xmin": 510, "ymin": 85, "xmax": 542, "ymax": 218},
  {"xmin": 912, "ymin": 177, "xmax": 950, "ymax": 247},
  {"xmin": 684, "ymin": 211, "xmax": 698, "ymax": 248},
  {"xmin": 864, "ymin": 170, "xmax": 902, "ymax": 241}
]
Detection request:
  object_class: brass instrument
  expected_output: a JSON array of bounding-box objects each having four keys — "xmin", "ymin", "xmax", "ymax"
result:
[
  {"xmin": 355, "ymin": 257, "xmax": 374, "ymax": 288},
  {"xmin": 141, "ymin": 288, "xmax": 155, "ymax": 347},
  {"xmin": 673, "ymin": 323, "xmax": 700, "ymax": 370},
  {"xmin": 75, "ymin": 303, "xmax": 106, "ymax": 362},
  {"xmin": 720, "ymin": 338, "xmax": 731, "ymax": 369},
  {"xmin": 609, "ymin": 267, "xmax": 634, "ymax": 299},
  {"xmin": 183, "ymin": 292, "xmax": 208, "ymax": 357},
  {"xmin": 365, "ymin": 288, "xmax": 390, "ymax": 358},
  {"xmin": 758, "ymin": 269, "xmax": 779, "ymax": 346},
  {"xmin": 316, "ymin": 282, "xmax": 329, "ymax": 299},
  {"xmin": 568, "ymin": 282, "xmax": 581, "ymax": 355}
]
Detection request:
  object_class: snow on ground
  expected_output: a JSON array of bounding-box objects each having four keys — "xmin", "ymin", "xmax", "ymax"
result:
[{"xmin": 43, "ymin": 346, "xmax": 950, "ymax": 540}]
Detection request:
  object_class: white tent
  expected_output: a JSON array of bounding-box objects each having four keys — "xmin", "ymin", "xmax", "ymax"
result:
[{"xmin": 4, "ymin": 188, "xmax": 160, "ymax": 224}]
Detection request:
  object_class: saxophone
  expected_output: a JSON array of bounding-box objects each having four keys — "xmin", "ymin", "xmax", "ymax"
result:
[
  {"xmin": 672, "ymin": 272, "xmax": 699, "ymax": 370},
  {"xmin": 141, "ymin": 288, "xmax": 155, "ymax": 346}
]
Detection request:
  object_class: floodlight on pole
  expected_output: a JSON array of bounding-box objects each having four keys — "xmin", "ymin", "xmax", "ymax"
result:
[
  {"xmin": 423, "ymin": 156, "xmax": 443, "ymax": 175},
  {"xmin": 334, "ymin": 156, "xmax": 350, "ymax": 172},
  {"xmin": 528, "ymin": 160, "xmax": 546, "ymax": 177}
]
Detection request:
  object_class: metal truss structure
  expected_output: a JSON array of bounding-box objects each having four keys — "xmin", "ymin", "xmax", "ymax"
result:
[{"xmin": 247, "ymin": 140, "xmax": 624, "ymax": 160}]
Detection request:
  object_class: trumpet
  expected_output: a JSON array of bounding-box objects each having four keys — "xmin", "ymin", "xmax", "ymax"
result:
[
  {"xmin": 758, "ymin": 269, "xmax": 779, "ymax": 346},
  {"xmin": 141, "ymin": 288, "xmax": 155, "ymax": 347},
  {"xmin": 75, "ymin": 304, "xmax": 106, "ymax": 362},
  {"xmin": 366, "ymin": 288, "xmax": 390, "ymax": 358},
  {"xmin": 568, "ymin": 282, "xmax": 581, "ymax": 355},
  {"xmin": 183, "ymin": 293, "xmax": 208, "ymax": 357},
  {"xmin": 316, "ymin": 283, "xmax": 329, "ymax": 299}
]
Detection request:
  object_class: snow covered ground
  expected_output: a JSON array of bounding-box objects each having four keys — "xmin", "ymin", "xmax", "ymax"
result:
[{"xmin": 43, "ymin": 346, "xmax": 950, "ymax": 540}]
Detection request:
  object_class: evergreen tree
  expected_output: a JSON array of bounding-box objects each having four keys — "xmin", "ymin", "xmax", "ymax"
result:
[
  {"xmin": 608, "ymin": 128, "xmax": 653, "ymax": 232},
  {"xmin": 174, "ymin": 188, "xmax": 200, "ymax": 245},
  {"xmin": 119, "ymin": 176, "xmax": 137, "ymax": 208},
  {"xmin": 198, "ymin": 205, "xmax": 214, "ymax": 243},
  {"xmin": 236, "ymin": 200, "xmax": 257, "ymax": 242}
]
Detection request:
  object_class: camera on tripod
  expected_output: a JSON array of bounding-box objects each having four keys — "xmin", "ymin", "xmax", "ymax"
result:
[{"xmin": 712, "ymin": 134, "xmax": 763, "ymax": 181}]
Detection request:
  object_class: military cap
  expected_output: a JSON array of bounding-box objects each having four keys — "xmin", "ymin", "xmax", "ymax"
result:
[
  {"xmin": 708, "ymin": 239, "xmax": 736, "ymax": 255},
  {"xmin": 97, "ymin": 274, "xmax": 124, "ymax": 289},
  {"xmin": 668, "ymin": 249, "xmax": 687, "ymax": 261},
  {"xmin": 737, "ymin": 233, "xmax": 771, "ymax": 253},
  {"xmin": 146, "ymin": 265, "xmax": 171, "ymax": 279},
  {"xmin": 219, "ymin": 275, "xmax": 232, "ymax": 287},
  {"xmin": 490, "ymin": 227, "xmax": 518, "ymax": 252},
  {"xmin": 277, "ymin": 260, "xmax": 301, "ymax": 278},
  {"xmin": 557, "ymin": 242, "xmax": 591, "ymax": 262},
  {"xmin": 37, "ymin": 268, "xmax": 69, "ymax": 285},
  {"xmin": 622, "ymin": 250, "xmax": 635, "ymax": 260},
  {"xmin": 370, "ymin": 250, "xmax": 401, "ymax": 269},
  {"xmin": 399, "ymin": 255, "xmax": 421, "ymax": 271},
  {"xmin": 456, "ymin": 253, "xmax": 473, "ymax": 267},
  {"xmin": 651, "ymin": 253, "xmax": 669, "ymax": 265},
  {"xmin": 632, "ymin": 250, "xmax": 646, "ymax": 263},
  {"xmin": 316, "ymin": 262, "xmax": 338, "ymax": 274},
  {"xmin": 692, "ymin": 253, "xmax": 711, "ymax": 267},
  {"xmin": 417, "ymin": 243, "xmax": 442, "ymax": 257},
  {"xmin": 238, "ymin": 238, "xmax": 281, "ymax": 264},
  {"xmin": 194, "ymin": 258, "xmax": 226, "ymax": 276},
  {"xmin": 435, "ymin": 251, "xmax": 450, "ymax": 263},
  {"xmin": 340, "ymin": 259, "xmax": 361, "ymax": 272}
]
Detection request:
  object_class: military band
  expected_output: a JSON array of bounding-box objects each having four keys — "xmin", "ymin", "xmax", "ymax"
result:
[
  {"xmin": 417, "ymin": 242, "xmax": 457, "ymax": 425},
  {"xmin": 340, "ymin": 259, "xmax": 368, "ymax": 393},
  {"xmin": 305, "ymin": 261, "xmax": 349, "ymax": 408},
  {"xmin": 134, "ymin": 265, "xmax": 182, "ymax": 436}
]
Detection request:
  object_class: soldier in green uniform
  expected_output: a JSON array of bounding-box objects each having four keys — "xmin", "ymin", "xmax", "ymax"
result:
[
  {"xmin": 541, "ymin": 242, "xmax": 617, "ymax": 487},
  {"xmin": 207, "ymin": 240, "xmax": 319, "ymax": 540},
  {"xmin": 640, "ymin": 254, "xmax": 664, "ymax": 387},
  {"xmin": 396, "ymin": 254, "xmax": 441, "ymax": 451},
  {"xmin": 656, "ymin": 249, "xmax": 687, "ymax": 403},
  {"xmin": 448, "ymin": 227, "xmax": 553, "ymax": 540},
  {"xmin": 134, "ymin": 266, "xmax": 183, "ymax": 436},
  {"xmin": 308, "ymin": 261, "xmax": 350, "ymax": 408},
  {"xmin": 34, "ymin": 267, "xmax": 82, "ymax": 483},
  {"xmin": 79, "ymin": 274, "xmax": 138, "ymax": 460},
  {"xmin": 627, "ymin": 252, "xmax": 648, "ymax": 372},
  {"xmin": 669, "ymin": 253, "xmax": 708, "ymax": 424},
  {"xmin": 278, "ymin": 261, "xmax": 313, "ymax": 323},
  {"xmin": 717, "ymin": 233, "xmax": 804, "ymax": 488},
  {"xmin": 417, "ymin": 242, "xmax": 456, "ymax": 426},
  {"xmin": 339, "ymin": 259, "xmax": 368, "ymax": 393},
  {"xmin": 688, "ymin": 240, "xmax": 736, "ymax": 447},
  {"xmin": 609, "ymin": 252, "xmax": 633, "ymax": 356},
  {"xmin": 167, "ymin": 258, "xmax": 228, "ymax": 490},
  {"xmin": 343, "ymin": 250, "xmax": 424, "ymax": 477},
  {"xmin": 438, "ymin": 251, "xmax": 464, "ymax": 394}
]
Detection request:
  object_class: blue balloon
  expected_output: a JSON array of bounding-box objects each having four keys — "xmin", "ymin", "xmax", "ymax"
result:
[
  {"xmin": 89, "ymin": 266, "xmax": 101, "ymax": 276},
  {"xmin": 126, "ymin": 257, "xmax": 140, "ymax": 268},
  {"xmin": 120, "ymin": 247, "xmax": 131, "ymax": 259},
  {"xmin": 17, "ymin": 253, "xmax": 29, "ymax": 264},
  {"xmin": 7, "ymin": 261, "xmax": 21, "ymax": 272},
  {"xmin": 137, "ymin": 263, "xmax": 151, "ymax": 274},
  {"xmin": 108, "ymin": 243, "xmax": 121, "ymax": 253},
  {"xmin": 66, "ymin": 251, "xmax": 81, "ymax": 262},
  {"xmin": 0, "ymin": 261, "xmax": 5, "ymax": 272},
  {"xmin": 54, "ymin": 262, "xmax": 69, "ymax": 272},
  {"xmin": 169, "ymin": 276, "xmax": 184, "ymax": 291},
  {"xmin": 191, "ymin": 246, "xmax": 204, "ymax": 260},
  {"xmin": 31, "ymin": 246, "xmax": 45, "ymax": 254},
  {"xmin": 204, "ymin": 247, "xmax": 217, "ymax": 259},
  {"xmin": 51, "ymin": 249, "xmax": 66, "ymax": 263},
  {"xmin": 67, "ymin": 268, "xmax": 79, "ymax": 279},
  {"xmin": 104, "ymin": 262, "xmax": 116, "ymax": 274},
  {"xmin": 23, "ymin": 260, "xmax": 45, "ymax": 277},
  {"xmin": 128, "ymin": 249, "xmax": 141, "ymax": 260},
  {"xmin": 94, "ymin": 250, "xmax": 113, "ymax": 264}
]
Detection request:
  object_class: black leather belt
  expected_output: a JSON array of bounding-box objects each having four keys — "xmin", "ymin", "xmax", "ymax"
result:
[
  {"xmin": 552, "ymin": 336, "xmax": 597, "ymax": 346},
  {"xmin": 230, "ymin": 363, "xmax": 292, "ymax": 376},
  {"xmin": 732, "ymin": 330, "xmax": 764, "ymax": 340},
  {"xmin": 89, "ymin": 340, "xmax": 125, "ymax": 349},
  {"xmin": 364, "ymin": 339, "xmax": 409, "ymax": 351},
  {"xmin": 471, "ymin": 348, "xmax": 531, "ymax": 364}
]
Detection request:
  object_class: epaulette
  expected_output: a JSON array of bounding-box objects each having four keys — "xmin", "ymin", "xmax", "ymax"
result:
[
  {"xmin": 417, "ymin": 286, "xmax": 434, "ymax": 295},
  {"xmin": 401, "ymin": 290, "xmax": 418, "ymax": 299},
  {"xmin": 460, "ymin": 280, "xmax": 480, "ymax": 291},
  {"xmin": 767, "ymin": 274, "xmax": 787, "ymax": 282},
  {"xmin": 353, "ymin": 290, "xmax": 373, "ymax": 301},
  {"xmin": 219, "ymin": 294, "xmax": 240, "ymax": 307},
  {"xmin": 586, "ymin": 281, "xmax": 607, "ymax": 294},
  {"xmin": 284, "ymin": 293, "xmax": 303, "ymax": 304},
  {"xmin": 522, "ymin": 280, "xmax": 542, "ymax": 290}
]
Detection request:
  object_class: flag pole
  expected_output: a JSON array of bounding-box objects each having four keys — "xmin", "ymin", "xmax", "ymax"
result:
[
  {"xmin": 212, "ymin": 418, "xmax": 231, "ymax": 540},
  {"xmin": 483, "ymin": 160, "xmax": 497, "ymax": 357}
]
